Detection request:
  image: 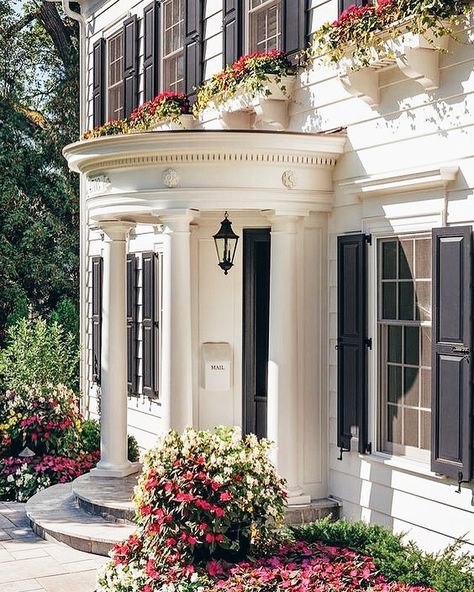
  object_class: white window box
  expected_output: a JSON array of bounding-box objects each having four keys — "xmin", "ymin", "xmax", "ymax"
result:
[
  {"xmin": 208, "ymin": 74, "xmax": 296, "ymax": 131},
  {"xmin": 153, "ymin": 114, "xmax": 197, "ymax": 131},
  {"xmin": 338, "ymin": 28, "xmax": 449, "ymax": 108}
]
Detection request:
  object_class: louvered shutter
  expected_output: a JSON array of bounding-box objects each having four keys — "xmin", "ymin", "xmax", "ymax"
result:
[
  {"xmin": 144, "ymin": 2, "xmax": 160, "ymax": 102},
  {"xmin": 431, "ymin": 227, "xmax": 472, "ymax": 482},
  {"xmin": 91, "ymin": 257, "xmax": 103, "ymax": 385},
  {"xmin": 283, "ymin": 0, "xmax": 307, "ymax": 57},
  {"xmin": 127, "ymin": 254, "xmax": 138, "ymax": 396},
  {"xmin": 223, "ymin": 0, "xmax": 241, "ymax": 68},
  {"xmin": 337, "ymin": 234, "xmax": 370, "ymax": 455},
  {"xmin": 184, "ymin": 0, "xmax": 202, "ymax": 95},
  {"xmin": 123, "ymin": 15, "xmax": 139, "ymax": 117},
  {"xmin": 142, "ymin": 252, "xmax": 159, "ymax": 398},
  {"xmin": 92, "ymin": 39, "xmax": 105, "ymax": 127}
]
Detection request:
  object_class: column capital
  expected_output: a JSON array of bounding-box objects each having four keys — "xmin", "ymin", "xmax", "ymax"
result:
[
  {"xmin": 157, "ymin": 209, "xmax": 200, "ymax": 232},
  {"xmin": 262, "ymin": 211, "xmax": 303, "ymax": 233},
  {"xmin": 99, "ymin": 220, "xmax": 135, "ymax": 241}
]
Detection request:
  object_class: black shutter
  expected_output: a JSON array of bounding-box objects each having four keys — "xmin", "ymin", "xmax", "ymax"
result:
[
  {"xmin": 123, "ymin": 15, "xmax": 139, "ymax": 117},
  {"xmin": 127, "ymin": 254, "xmax": 138, "ymax": 396},
  {"xmin": 184, "ymin": 0, "xmax": 202, "ymax": 95},
  {"xmin": 339, "ymin": 0, "xmax": 372, "ymax": 14},
  {"xmin": 144, "ymin": 2, "xmax": 160, "ymax": 102},
  {"xmin": 91, "ymin": 257, "xmax": 103, "ymax": 385},
  {"xmin": 223, "ymin": 0, "xmax": 241, "ymax": 68},
  {"xmin": 142, "ymin": 252, "xmax": 159, "ymax": 398},
  {"xmin": 92, "ymin": 39, "xmax": 105, "ymax": 127},
  {"xmin": 431, "ymin": 227, "xmax": 472, "ymax": 482},
  {"xmin": 283, "ymin": 0, "xmax": 307, "ymax": 57},
  {"xmin": 337, "ymin": 234, "xmax": 370, "ymax": 455}
]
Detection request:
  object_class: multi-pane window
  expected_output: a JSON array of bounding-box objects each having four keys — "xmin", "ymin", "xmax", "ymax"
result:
[
  {"xmin": 249, "ymin": 0, "xmax": 282, "ymax": 53},
  {"xmin": 378, "ymin": 236, "xmax": 432, "ymax": 462},
  {"xmin": 162, "ymin": 0, "xmax": 185, "ymax": 93},
  {"xmin": 107, "ymin": 31, "xmax": 124, "ymax": 120}
]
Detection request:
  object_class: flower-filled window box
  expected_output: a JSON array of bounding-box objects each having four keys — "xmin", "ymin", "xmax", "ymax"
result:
[
  {"xmin": 195, "ymin": 51, "xmax": 297, "ymax": 130},
  {"xmin": 311, "ymin": 0, "xmax": 469, "ymax": 108},
  {"xmin": 82, "ymin": 92, "xmax": 196, "ymax": 139}
]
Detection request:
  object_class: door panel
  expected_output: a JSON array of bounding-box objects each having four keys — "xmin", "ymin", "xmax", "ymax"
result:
[{"xmin": 243, "ymin": 229, "xmax": 271, "ymax": 438}]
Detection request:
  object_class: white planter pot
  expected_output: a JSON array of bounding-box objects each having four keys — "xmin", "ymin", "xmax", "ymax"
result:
[{"xmin": 153, "ymin": 114, "xmax": 197, "ymax": 131}]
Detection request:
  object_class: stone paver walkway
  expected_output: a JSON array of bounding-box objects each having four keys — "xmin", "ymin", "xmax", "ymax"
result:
[{"xmin": 0, "ymin": 502, "xmax": 106, "ymax": 592}]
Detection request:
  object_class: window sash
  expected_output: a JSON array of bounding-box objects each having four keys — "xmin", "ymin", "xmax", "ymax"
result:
[
  {"xmin": 162, "ymin": 0, "xmax": 185, "ymax": 93},
  {"xmin": 248, "ymin": 0, "xmax": 282, "ymax": 53},
  {"xmin": 377, "ymin": 235, "xmax": 432, "ymax": 464},
  {"xmin": 107, "ymin": 31, "xmax": 124, "ymax": 120}
]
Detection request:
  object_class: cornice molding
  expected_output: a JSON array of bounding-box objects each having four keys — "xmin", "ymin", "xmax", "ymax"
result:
[{"xmin": 337, "ymin": 165, "xmax": 459, "ymax": 198}]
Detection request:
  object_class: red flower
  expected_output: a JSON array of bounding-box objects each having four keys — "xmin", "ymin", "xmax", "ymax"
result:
[
  {"xmin": 220, "ymin": 491, "xmax": 232, "ymax": 502},
  {"xmin": 205, "ymin": 532, "xmax": 215, "ymax": 544},
  {"xmin": 166, "ymin": 537, "xmax": 177, "ymax": 547},
  {"xmin": 188, "ymin": 535, "xmax": 198, "ymax": 545},
  {"xmin": 214, "ymin": 506, "xmax": 225, "ymax": 518},
  {"xmin": 215, "ymin": 533, "xmax": 224, "ymax": 543},
  {"xmin": 207, "ymin": 560, "xmax": 224, "ymax": 576},
  {"xmin": 199, "ymin": 523, "xmax": 208, "ymax": 531},
  {"xmin": 146, "ymin": 559, "xmax": 159, "ymax": 579}
]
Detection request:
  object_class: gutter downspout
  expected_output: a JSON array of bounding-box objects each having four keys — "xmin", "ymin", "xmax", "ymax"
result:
[{"xmin": 46, "ymin": 0, "xmax": 90, "ymax": 408}]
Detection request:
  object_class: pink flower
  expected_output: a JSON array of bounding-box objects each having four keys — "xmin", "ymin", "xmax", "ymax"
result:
[
  {"xmin": 220, "ymin": 491, "xmax": 232, "ymax": 502},
  {"xmin": 207, "ymin": 560, "xmax": 224, "ymax": 576}
]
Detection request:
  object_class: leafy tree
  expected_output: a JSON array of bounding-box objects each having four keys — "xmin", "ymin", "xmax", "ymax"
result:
[{"xmin": 0, "ymin": 1, "xmax": 80, "ymax": 342}]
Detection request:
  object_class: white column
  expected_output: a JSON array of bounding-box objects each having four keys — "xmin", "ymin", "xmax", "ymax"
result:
[
  {"xmin": 91, "ymin": 220, "xmax": 139, "ymax": 478},
  {"xmin": 267, "ymin": 215, "xmax": 311, "ymax": 505},
  {"xmin": 160, "ymin": 210, "xmax": 197, "ymax": 432}
]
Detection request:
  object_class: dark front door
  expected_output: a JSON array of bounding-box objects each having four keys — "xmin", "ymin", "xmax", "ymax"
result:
[{"xmin": 243, "ymin": 228, "xmax": 271, "ymax": 438}]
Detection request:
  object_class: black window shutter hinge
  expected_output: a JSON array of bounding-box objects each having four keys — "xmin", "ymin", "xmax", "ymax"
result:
[
  {"xmin": 456, "ymin": 471, "xmax": 469, "ymax": 493},
  {"xmin": 365, "ymin": 234, "xmax": 372, "ymax": 245},
  {"xmin": 366, "ymin": 442, "xmax": 372, "ymax": 454},
  {"xmin": 365, "ymin": 337, "xmax": 372, "ymax": 350}
]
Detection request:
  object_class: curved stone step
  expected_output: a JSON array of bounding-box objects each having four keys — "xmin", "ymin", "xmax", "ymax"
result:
[{"xmin": 26, "ymin": 483, "xmax": 135, "ymax": 556}]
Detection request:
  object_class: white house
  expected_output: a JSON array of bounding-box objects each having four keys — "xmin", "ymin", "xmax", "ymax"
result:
[{"xmin": 61, "ymin": 0, "xmax": 474, "ymax": 553}]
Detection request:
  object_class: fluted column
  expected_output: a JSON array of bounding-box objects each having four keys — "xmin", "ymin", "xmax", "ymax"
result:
[
  {"xmin": 160, "ymin": 210, "xmax": 198, "ymax": 432},
  {"xmin": 91, "ymin": 220, "xmax": 139, "ymax": 478},
  {"xmin": 266, "ymin": 215, "xmax": 311, "ymax": 505}
]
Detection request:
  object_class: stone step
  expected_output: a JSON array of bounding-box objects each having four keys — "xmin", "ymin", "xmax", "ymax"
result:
[{"xmin": 25, "ymin": 482, "xmax": 135, "ymax": 557}]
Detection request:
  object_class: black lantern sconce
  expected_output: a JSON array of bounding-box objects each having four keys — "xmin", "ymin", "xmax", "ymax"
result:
[{"xmin": 213, "ymin": 212, "xmax": 239, "ymax": 275}]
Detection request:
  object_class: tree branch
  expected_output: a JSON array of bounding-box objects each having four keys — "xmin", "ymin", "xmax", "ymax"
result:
[
  {"xmin": 38, "ymin": 2, "xmax": 73, "ymax": 67},
  {"xmin": 5, "ymin": 11, "xmax": 40, "ymax": 39}
]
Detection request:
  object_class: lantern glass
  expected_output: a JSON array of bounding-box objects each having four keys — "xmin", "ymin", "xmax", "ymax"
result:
[{"xmin": 213, "ymin": 212, "xmax": 239, "ymax": 275}]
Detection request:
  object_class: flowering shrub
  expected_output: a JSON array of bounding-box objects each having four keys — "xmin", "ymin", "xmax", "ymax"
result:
[
  {"xmin": 0, "ymin": 452, "xmax": 99, "ymax": 502},
  {"xmin": 0, "ymin": 384, "xmax": 82, "ymax": 456},
  {"xmin": 97, "ymin": 427, "xmax": 286, "ymax": 591},
  {"xmin": 130, "ymin": 92, "xmax": 190, "ymax": 130},
  {"xmin": 311, "ymin": 0, "xmax": 470, "ymax": 68},
  {"xmin": 194, "ymin": 50, "xmax": 296, "ymax": 114}
]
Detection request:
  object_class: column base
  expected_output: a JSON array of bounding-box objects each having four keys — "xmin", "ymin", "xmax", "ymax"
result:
[{"xmin": 90, "ymin": 462, "xmax": 142, "ymax": 479}]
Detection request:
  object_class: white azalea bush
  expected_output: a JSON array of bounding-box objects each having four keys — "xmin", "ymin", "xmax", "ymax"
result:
[{"xmin": 97, "ymin": 426, "xmax": 286, "ymax": 592}]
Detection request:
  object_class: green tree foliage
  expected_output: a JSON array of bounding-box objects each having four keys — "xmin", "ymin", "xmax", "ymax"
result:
[
  {"xmin": 0, "ymin": 1, "xmax": 79, "ymax": 342},
  {"xmin": 0, "ymin": 318, "xmax": 79, "ymax": 392}
]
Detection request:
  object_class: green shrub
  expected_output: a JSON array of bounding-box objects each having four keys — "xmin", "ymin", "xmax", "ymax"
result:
[
  {"xmin": 81, "ymin": 418, "xmax": 141, "ymax": 462},
  {"xmin": 0, "ymin": 318, "xmax": 79, "ymax": 392},
  {"xmin": 49, "ymin": 297, "xmax": 79, "ymax": 344},
  {"xmin": 290, "ymin": 518, "xmax": 474, "ymax": 592}
]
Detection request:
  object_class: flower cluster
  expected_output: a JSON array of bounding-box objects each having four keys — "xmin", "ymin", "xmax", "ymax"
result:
[
  {"xmin": 0, "ymin": 451, "xmax": 99, "ymax": 502},
  {"xmin": 97, "ymin": 427, "xmax": 287, "ymax": 591},
  {"xmin": 311, "ymin": 0, "xmax": 469, "ymax": 67},
  {"xmin": 194, "ymin": 50, "xmax": 295, "ymax": 114},
  {"xmin": 82, "ymin": 92, "xmax": 190, "ymax": 139},
  {"xmin": 0, "ymin": 385, "xmax": 82, "ymax": 456}
]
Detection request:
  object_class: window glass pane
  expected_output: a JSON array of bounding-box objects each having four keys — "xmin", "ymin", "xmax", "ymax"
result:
[
  {"xmin": 421, "ymin": 411, "xmax": 431, "ymax": 450},
  {"xmin": 388, "ymin": 325, "xmax": 402, "ymax": 363},
  {"xmin": 399, "ymin": 282, "xmax": 414, "ymax": 320},
  {"xmin": 415, "ymin": 281, "xmax": 431, "ymax": 321},
  {"xmin": 382, "ymin": 282, "xmax": 397, "ymax": 319},
  {"xmin": 399, "ymin": 239, "xmax": 414, "ymax": 279},
  {"xmin": 421, "ymin": 327, "xmax": 431, "ymax": 367},
  {"xmin": 388, "ymin": 365, "xmax": 401, "ymax": 403},
  {"xmin": 382, "ymin": 241, "xmax": 397, "ymax": 279},
  {"xmin": 249, "ymin": 0, "xmax": 282, "ymax": 52},
  {"xmin": 387, "ymin": 405, "xmax": 402, "ymax": 445},
  {"xmin": 416, "ymin": 238, "xmax": 431, "ymax": 279},
  {"xmin": 404, "ymin": 326, "xmax": 419, "ymax": 365},
  {"xmin": 404, "ymin": 408, "xmax": 419, "ymax": 447},
  {"xmin": 403, "ymin": 367, "xmax": 419, "ymax": 407},
  {"xmin": 421, "ymin": 368, "xmax": 431, "ymax": 408}
]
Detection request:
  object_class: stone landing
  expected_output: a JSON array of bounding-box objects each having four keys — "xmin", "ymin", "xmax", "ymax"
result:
[{"xmin": 26, "ymin": 473, "xmax": 341, "ymax": 557}]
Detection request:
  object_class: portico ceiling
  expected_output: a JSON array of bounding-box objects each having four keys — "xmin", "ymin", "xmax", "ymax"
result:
[{"xmin": 63, "ymin": 130, "xmax": 346, "ymax": 221}]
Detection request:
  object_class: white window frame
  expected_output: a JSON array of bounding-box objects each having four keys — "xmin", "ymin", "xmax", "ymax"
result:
[
  {"xmin": 247, "ymin": 0, "xmax": 282, "ymax": 54},
  {"xmin": 106, "ymin": 29, "xmax": 124, "ymax": 121},
  {"xmin": 363, "ymin": 215, "xmax": 441, "ymax": 470},
  {"xmin": 161, "ymin": 0, "xmax": 185, "ymax": 93}
]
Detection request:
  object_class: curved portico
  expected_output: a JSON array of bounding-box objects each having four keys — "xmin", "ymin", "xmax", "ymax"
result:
[{"xmin": 64, "ymin": 130, "xmax": 346, "ymax": 503}]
